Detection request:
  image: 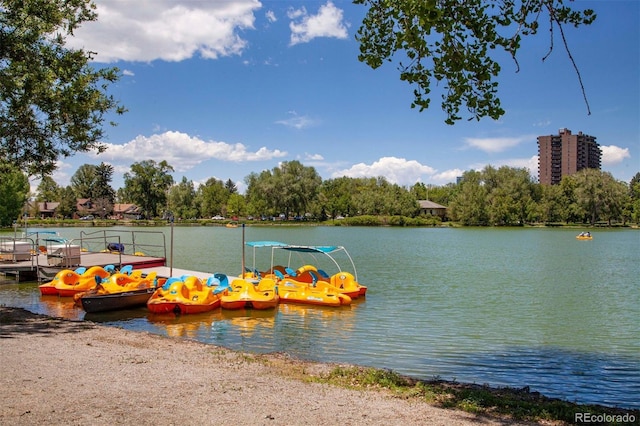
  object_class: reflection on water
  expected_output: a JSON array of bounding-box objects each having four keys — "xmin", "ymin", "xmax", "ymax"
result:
[
  {"xmin": 1, "ymin": 227, "xmax": 639, "ymax": 410},
  {"xmin": 38, "ymin": 295, "xmax": 81, "ymax": 319},
  {"xmin": 148, "ymin": 310, "xmax": 225, "ymax": 338}
]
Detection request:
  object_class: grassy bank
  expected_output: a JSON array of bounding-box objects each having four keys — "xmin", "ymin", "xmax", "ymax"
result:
[
  {"xmin": 306, "ymin": 366, "xmax": 639, "ymax": 424},
  {"xmin": 9, "ymin": 216, "xmax": 636, "ymax": 230}
]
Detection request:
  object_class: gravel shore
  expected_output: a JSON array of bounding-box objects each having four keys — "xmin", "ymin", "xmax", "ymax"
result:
[{"xmin": 0, "ymin": 307, "xmax": 538, "ymax": 425}]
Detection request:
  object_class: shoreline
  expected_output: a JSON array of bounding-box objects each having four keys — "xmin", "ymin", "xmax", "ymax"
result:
[{"xmin": 1, "ymin": 307, "xmax": 637, "ymax": 425}]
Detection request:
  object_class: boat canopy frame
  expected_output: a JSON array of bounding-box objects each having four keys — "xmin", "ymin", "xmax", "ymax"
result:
[{"xmin": 244, "ymin": 240, "xmax": 358, "ymax": 281}]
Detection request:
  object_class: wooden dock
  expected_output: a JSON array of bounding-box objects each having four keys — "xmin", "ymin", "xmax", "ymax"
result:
[
  {"xmin": 0, "ymin": 229, "xmax": 240, "ymax": 283},
  {"xmin": 1, "ymin": 229, "xmax": 169, "ymax": 282},
  {"xmin": 0, "ymin": 251, "xmax": 166, "ymax": 282}
]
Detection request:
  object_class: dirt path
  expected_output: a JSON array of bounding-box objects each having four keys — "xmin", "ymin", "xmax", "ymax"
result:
[{"xmin": 0, "ymin": 307, "xmax": 535, "ymax": 425}]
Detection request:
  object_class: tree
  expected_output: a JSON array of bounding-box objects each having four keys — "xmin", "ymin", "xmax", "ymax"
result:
[
  {"xmin": 278, "ymin": 161, "xmax": 322, "ymax": 217},
  {"xmin": 70, "ymin": 164, "xmax": 98, "ymax": 199},
  {"xmin": 35, "ymin": 176, "xmax": 61, "ymax": 201},
  {"xmin": 0, "ymin": 0, "xmax": 125, "ymax": 176},
  {"xmin": 93, "ymin": 162, "xmax": 116, "ymax": 203},
  {"xmin": 243, "ymin": 172, "xmax": 271, "ymax": 218},
  {"xmin": 122, "ymin": 160, "xmax": 174, "ymax": 219},
  {"xmin": 224, "ymin": 178, "xmax": 237, "ymax": 194},
  {"xmin": 168, "ymin": 177, "xmax": 198, "ymax": 219},
  {"xmin": 56, "ymin": 186, "xmax": 77, "ymax": 219},
  {"xmin": 449, "ymin": 170, "xmax": 488, "ymax": 225},
  {"xmin": 630, "ymin": 172, "xmax": 640, "ymax": 200},
  {"xmin": 0, "ymin": 162, "xmax": 29, "ymax": 226},
  {"xmin": 629, "ymin": 173, "xmax": 640, "ymax": 224},
  {"xmin": 483, "ymin": 166, "xmax": 536, "ymax": 225},
  {"xmin": 538, "ymin": 183, "xmax": 564, "ymax": 223},
  {"xmin": 226, "ymin": 193, "xmax": 246, "ymax": 219},
  {"xmin": 196, "ymin": 177, "xmax": 229, "ymax": 218},
  {"xmin": 244, "ymin": 161, "xmax": 322, "ymax": 219},
  {"xmin": 355, "ymin": 0, "xmax": 595, "ymax": 124},
  {"xmin": 319, "ymin": 177, "xmax": 357, "ymax": 219}
]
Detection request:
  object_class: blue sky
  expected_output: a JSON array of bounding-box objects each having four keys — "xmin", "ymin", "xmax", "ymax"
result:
[{"xmin": 44, "ymin": 0, "xmax": 639, "ymax": 194}]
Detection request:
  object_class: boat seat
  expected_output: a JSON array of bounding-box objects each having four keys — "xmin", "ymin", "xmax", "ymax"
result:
[
  {"xmin": 213, "ymin": 273, "xmax": 229, "ymax": 287},
  {"xmin": 285, "ymin": 267, "xmax": 297, "ymax": 277},
  {"xmin": 205, "ymin": 276, "xmax": 221, "ymax": 287},
  {"xmin": 317, "ymin": 269, "xmax": 330, "ymax": 279},
  {"xmin": 212, "ymin": 273, "xmax": 232, "ymax": 294},
  {"xmin": 120, "ymin": 265, "xmax": 133, "ymax": 275},
  {"xmin": 162, "ymin": 276, "xmax": 182, "ymax": 290},
  {"xmin": 274, "ymin": 270, "xmax": 285, "ymax": 280},
  {"xmin": 271, "ymin": 265, "xmax": 287, "ymax": 275}
]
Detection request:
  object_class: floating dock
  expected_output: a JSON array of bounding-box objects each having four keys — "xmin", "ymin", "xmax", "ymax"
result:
[
  {"xmin": 0, "ymin": 229, "xmax": 168, "ymax": 282},
  {"xmin": 0, "ymin": 251, "xmax": 167, "ymax": 282}
]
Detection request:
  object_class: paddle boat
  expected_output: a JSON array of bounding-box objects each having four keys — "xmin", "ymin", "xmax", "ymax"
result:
[
  {"xmin": 220, "ymin": 277, "xmax": 279, "ymax": 310},
  {"xmin": 54, "ymin": 265, "xmax": 115, "ymax": 297},
  {"xmin": 39, "ymin": 266, "xmax": 87, "ymax": 295},
  {"xmin": 80, "ymin": 287, "xmax": 157, "ymax": 313},
  {"xmin": 275, "ymin": 270, "xmax": 351, "ymax": 307},
  {"xmin": 90, "ymin": 270, "xmax": 156, "ymax": 294},
  {"xmin": 244, "ymin": 241, "xmax": 367, "ymax": 299},
  {"xmin": 576, "ymin": 232, "xmax": 593, "ymax": 240},
  {"xmin": 290, "ymin": 266, "xmax": 365, "ymax": 299},
  {"xmin": 147, "ymin": 274, "xmax": 229, "ymax": 315},
  {"xmin": 77, "ymin": 271, "xmax": 159, "ymax": 313}
]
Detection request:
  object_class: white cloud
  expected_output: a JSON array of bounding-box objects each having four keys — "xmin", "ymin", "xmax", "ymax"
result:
[
  {"xmin": 92, "ymin": 131, "xmax": 287, "ymax": 172},
  {"xmin": 601, "ymin": 145, "xmax": 631, "ymax": 165},
  {"xmin": 289, "ymin": 1, "xmax": 349, "ymax": 46},
  {"xmin": 533, "ymin": 120, "xmax": 552, "ymax": 127},
  {"xmin": 332, "ymin": 157, "xmax": 436, "ymax": 187},
  {"xmin": 305, "ymin": 153, "xmax": 324, "ymax": 161},
  {"xmin": 463, "ymin": 135, "xmax": 534, "ymax": 153},
  {"xmin": 265, "ymin": 10, "xmax": 277, "ymax": 23},
  {"xmin": 275, "ymin": 111, "xmax": 317, "ymax": 129},
  {"xmin": 431, "ymin": 169, "xmax": 465, "ymax": 183},
  {"xmin": 122, "ymin": 69, "xmax": 135, "ymax": 76},
  {"xmin": 286, "ymin": 6, "xmax": 307, "ymax": 20},
  {"xmin": 67, "ymin": 0, "xmax": 261, "ymax": 63}
]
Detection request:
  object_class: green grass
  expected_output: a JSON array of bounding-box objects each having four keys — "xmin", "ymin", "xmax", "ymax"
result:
[{"xmin": 308, "ymin": 366, "xmax": 639, "ymax": 424}]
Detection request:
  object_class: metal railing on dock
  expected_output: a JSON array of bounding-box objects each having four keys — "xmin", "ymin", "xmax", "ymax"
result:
[
  {"xmin": 0, "ymin": 229, "xmax": 167, "ymax": 282},
  {"xmin": 79, "ymin": 229, "xmax": 167, "ymax": 259}
]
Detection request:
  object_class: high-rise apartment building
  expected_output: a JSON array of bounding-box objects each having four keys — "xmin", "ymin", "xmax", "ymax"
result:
[{"xmin": 537, "ymin": 128, "xmax": 601, "ymax": 185}]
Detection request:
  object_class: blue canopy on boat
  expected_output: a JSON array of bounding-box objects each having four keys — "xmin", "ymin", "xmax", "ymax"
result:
[
  {"xmin": 279, "ymin": 245, "xmax": 340, "ymax": 254},
  {"xmin": 246, "ymin": 241, "xmax": 340, "ymax": 254},
  {"xmin": 245, "ymin": 241, "xmax": 288, "ymax": 248}
]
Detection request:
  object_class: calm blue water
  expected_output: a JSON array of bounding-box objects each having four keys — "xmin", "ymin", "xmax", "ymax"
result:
[{"xmin": 1, "ymin": 226, "xmax": 638, "ymax": 409}]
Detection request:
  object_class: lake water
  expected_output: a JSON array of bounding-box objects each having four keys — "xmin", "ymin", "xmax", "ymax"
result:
[{"xmin": 1, "ymin": 225, "xmax": 638, "ymax": 409}]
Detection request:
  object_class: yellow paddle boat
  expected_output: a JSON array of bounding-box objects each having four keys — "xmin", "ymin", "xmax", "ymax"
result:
[
  {"xmin": 293, "ymin": 266, "xmax": 366, "ymax": 299},
  {"xmin": 276, "ymin": 273, "xmax": 351, "ymax": 307},
  {"xmin": 39, "ymin": 267, "xmax": 87, "ymax": 296},
  {"xmin": 147, "ymin": 274, "xmax": 229, "ymax": 315},
  {"xmin": 220, "ymin": 278, "xmax": 279, "ymax": 310},
  {"xmin": 54, "ymin": 265, "xmax": 115, "ymax": 297},
  {"xmin": 92, "ymin": 271, "xmax": 158, "ymax": 295},
  {"xmin": 576, "ymin": 232, "xmax": 593, "ymax": 240}
]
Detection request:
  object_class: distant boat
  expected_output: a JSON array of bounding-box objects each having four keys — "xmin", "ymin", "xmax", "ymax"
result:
[{"xmin": 576, "ymin": 232, "xmax": 593, "ymax": 240}]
